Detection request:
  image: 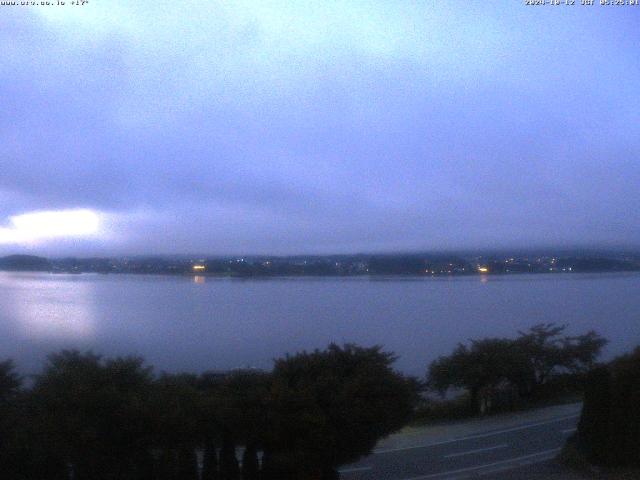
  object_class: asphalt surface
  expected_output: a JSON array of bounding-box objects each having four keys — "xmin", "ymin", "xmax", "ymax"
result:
[{"xmin": 338, "ymin": 405, "xmax": 581, "ymax": 480}]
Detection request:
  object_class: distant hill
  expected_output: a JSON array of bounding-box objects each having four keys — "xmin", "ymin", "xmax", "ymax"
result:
[{"xmin": 0, "ymin": 255, "xmax": 51, "ymax": 271}]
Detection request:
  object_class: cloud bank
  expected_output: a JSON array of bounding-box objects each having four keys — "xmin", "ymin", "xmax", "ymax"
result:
[{"xmin": 1, "ymin": 1, "xmax": 638, "ymax": 255}]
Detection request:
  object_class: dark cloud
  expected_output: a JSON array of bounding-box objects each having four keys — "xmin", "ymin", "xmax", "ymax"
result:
[{"xmin": 0, "ymin": 2, "xmax": 639, "ymax": 255}]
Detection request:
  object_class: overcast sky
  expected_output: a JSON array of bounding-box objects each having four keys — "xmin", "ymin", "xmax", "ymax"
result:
[{"xmin": 1, "ymin": 1, "xmax": 638, "ymax": 256}]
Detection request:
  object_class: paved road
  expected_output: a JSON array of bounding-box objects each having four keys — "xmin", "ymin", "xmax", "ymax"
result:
[{"xmin": 339, "ymin": 404, "xmax": 581, "ymax": 480}]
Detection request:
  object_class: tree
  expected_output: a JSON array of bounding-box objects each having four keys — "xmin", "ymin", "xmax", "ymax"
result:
[
  {"xmin": 428, "ymin": 325, "xmax": 607, "ymax": 413},
  {"xmin": 197, "ymin": 369, "xmax": 270, "ymax": 480},
  {"xmin": 560, "ymin": 330, "xmax": 608, "ymax": 374},
  {"xmin": 576, "ymin": 347, "xmax": 640, "ymax": 466},
  {"xmin": 0, "ymin": 359, "xmax": 21, "ymax": 402},
  {"xmin": 30, "ymin": 350, "xmax": 155, "ymax": 480},
  {"xmin": 516, "ymin": 323, "xmax": 568, "ymax": 388},
  {"xmin": 607, "ymin": 346, "xmax": 640, "ymax": 465},
  {"xmin": 0, "ymin": 360, "xmax": 24, "ymax": 478},
  {"xmin": 516, "ymin": 323, "xmax": 607, "ymax": 393},
  {"xmin": 218, "ymin": 430, "xmax": 240, "ymax": 480},
  {"xmin": 150, "ymin": 373, "xmax": 203, "ymax": 480},
  {"xmin": 575, "ymin": 366, "xmax": 611, "ymax": 465},
  {"xmin": 241, "ymin": 443, "xmax": 259, "ymax": 480},
  {"xmin": 201, "ymin": 441, "xmax": 219, "ymax": 480},
  {"xmin": 176, "ymin": 446, "xmax": 198, "ymax": 480},
  {"xmin": 428, "ymin": 338, "xmax": 527, "ymax": 413},
  {"xmin": 265, "ymin": 344, "xmax": 419, "ymax": 479}
]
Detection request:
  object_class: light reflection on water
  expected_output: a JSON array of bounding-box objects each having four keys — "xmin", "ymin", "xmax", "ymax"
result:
[
  {"xmin": 0, "ymin": 272, "xmax": 639, "ymax": 376},
  {"xmin": 0, "ymin": 272, "xmax": 96, "ymax": 340}
]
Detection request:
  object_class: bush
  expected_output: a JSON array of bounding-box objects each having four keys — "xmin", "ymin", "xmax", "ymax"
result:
[
  {"xmin": 576, "ymin": 348, "xmax": 640, "ymax": 467},
  {"xmin": 265, "ymin": 344, "xmax": 419, "ymax": 478},
  {"xmin": 411, "ymin": 394, "xmax": 476, "ymax": 424},
  {"xmin": 0, "ymin": 344, "xmax": 418, "ymax": 480}
]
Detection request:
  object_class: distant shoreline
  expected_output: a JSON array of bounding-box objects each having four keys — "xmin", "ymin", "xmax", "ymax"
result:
[
  {"xmin": 3, "ymin": 269, "xmax": 640, "ymax": 280},
  {"xmin": 1, "ymin": 252, "xmax": 639, "ymax": 277}
]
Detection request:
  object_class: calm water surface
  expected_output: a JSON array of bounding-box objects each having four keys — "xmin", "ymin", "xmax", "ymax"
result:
[{"xmin": 1, "ymin": 272, "xmax": 639, "ymax": 376}]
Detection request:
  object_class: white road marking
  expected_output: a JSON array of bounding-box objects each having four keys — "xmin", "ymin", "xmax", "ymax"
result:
[
  {"xmin": 338, "ymin": 466, "xmax": 373, "ymax": 473},
  {"xmin": 374, "ymin": 414, "xmax": 579, "ymax": 454},
  {"xmin": 477, "ymin": 448, "xmax": 562, "ymax": 476},
  {"xmin": 444, "ymin": 444, "xmax": 508, "ymax": 459},
  {"xmin": 402, "ymin": 448, "xmax": 562, "ymax": 480},
  {"xmin": 561, "ymin": 428, "xmax": 576, "ymax": 434}
]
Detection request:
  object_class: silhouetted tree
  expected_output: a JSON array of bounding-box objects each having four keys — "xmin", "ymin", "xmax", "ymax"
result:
[
  {"xmin": 516, "ymin": 323, "xmax": 607, "ymax": 393},
  {"xmin": 264, "ymin": 344, "xmax": 419, "ymax": 479},
  {"xmin": 0, "ymin": 359, "xmax": 21, "ymax": 402},
  {"xmin": 198, "ymin": 369, "xmax": 269, "ymax": 480},
  {"xmin": 428, "ymin": 325, "xmax": 607, "ymax": 413},
  {"xmin": 30, "ymin": 351, "xmax": 155, "ymax": 480},
  {"xmin": 575, "ymin": 366, "xmax": 611, "ymax": 465},
  {"xmin": 219, "ymin": 430, "xmax": 240, "ymax": 480},
  {"xmin": 258, "ymin": 449, "xmax": 286, "ymax": 480},
  {"xmin": 428, "ymin": 338, "xmax": 528, "ymax": 412},
  {"xmin": 201, "ymin": 442, "xmax": 219, "ymax": 480},
  {"xmin": 576, "ymin": 347, "xmax": 640, "ymax": 466},
  {"xmin": 2, "ymin": 343, "xmax": 419, "ymax": 480},
  {"xmin": 0, "ymin": 359, "xmax": 25, "ymax": 478},
  {"xmin": 176, "ymin": 446, "xmax": 198, "ymax": 480},
  {"xmin": 150, "ymin": 373, "xmax": 204, "ymax": 479},
  {"xmin": 156, "ymin": 448, "xmax": 177, "ymax": 480},
  {"xmin": 242, "ymin": 442, "xmax": 259, "ymax": 480}
]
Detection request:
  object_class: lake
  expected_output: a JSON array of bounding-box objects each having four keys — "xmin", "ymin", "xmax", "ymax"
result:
[{"xmin": 1, "ymin": 272, "xmax": 639, "ymax": 376}]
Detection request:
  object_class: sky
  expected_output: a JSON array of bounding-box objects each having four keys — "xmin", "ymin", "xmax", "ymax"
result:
[{"xmin": 1, "ymin": 1, "xmax": 639, "ymax": 256}]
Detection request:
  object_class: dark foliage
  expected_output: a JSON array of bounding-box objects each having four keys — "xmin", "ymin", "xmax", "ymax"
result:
[
  {"xmin": 201, "ymin": 442, "xmax": 219, "ymax": 480},
  {"xmin": 241, "ymin": 443, "xmax": 259, "ymax": 480},
  {"xmin": 264, "ymin": 343, "xmax": 419, "ymax": 478},
  {"xmin": 427, "ymin": 324, "xmax": 606, "ymax": 414},
  {"xmin": 219, "ymin": 430, "xmax": 240, "ymax": 480},
  {"xmin": 0, "ymin": 343, "xmax": 416, "ymax": 480},
  {"xmin": 575, "ymin": 366, "xmax": 611, "ymax": 465},
  {"xmin": 0, "ymin": 360, "xmax": 24, "ymax": 478},
  {"xmin": 576, "ymin": 347, "xmax": 640, "ymax": 466},
  {"xmin": 0, "ymin": 254, "xmax": 51, "ymax": 271},
  {"xmin": 0, "ymin": 359, "xmax": 21, "ymax": 402},
  {"xmin": 28, "ymin": 351, "xmax": 155, "ymax": 479}
]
